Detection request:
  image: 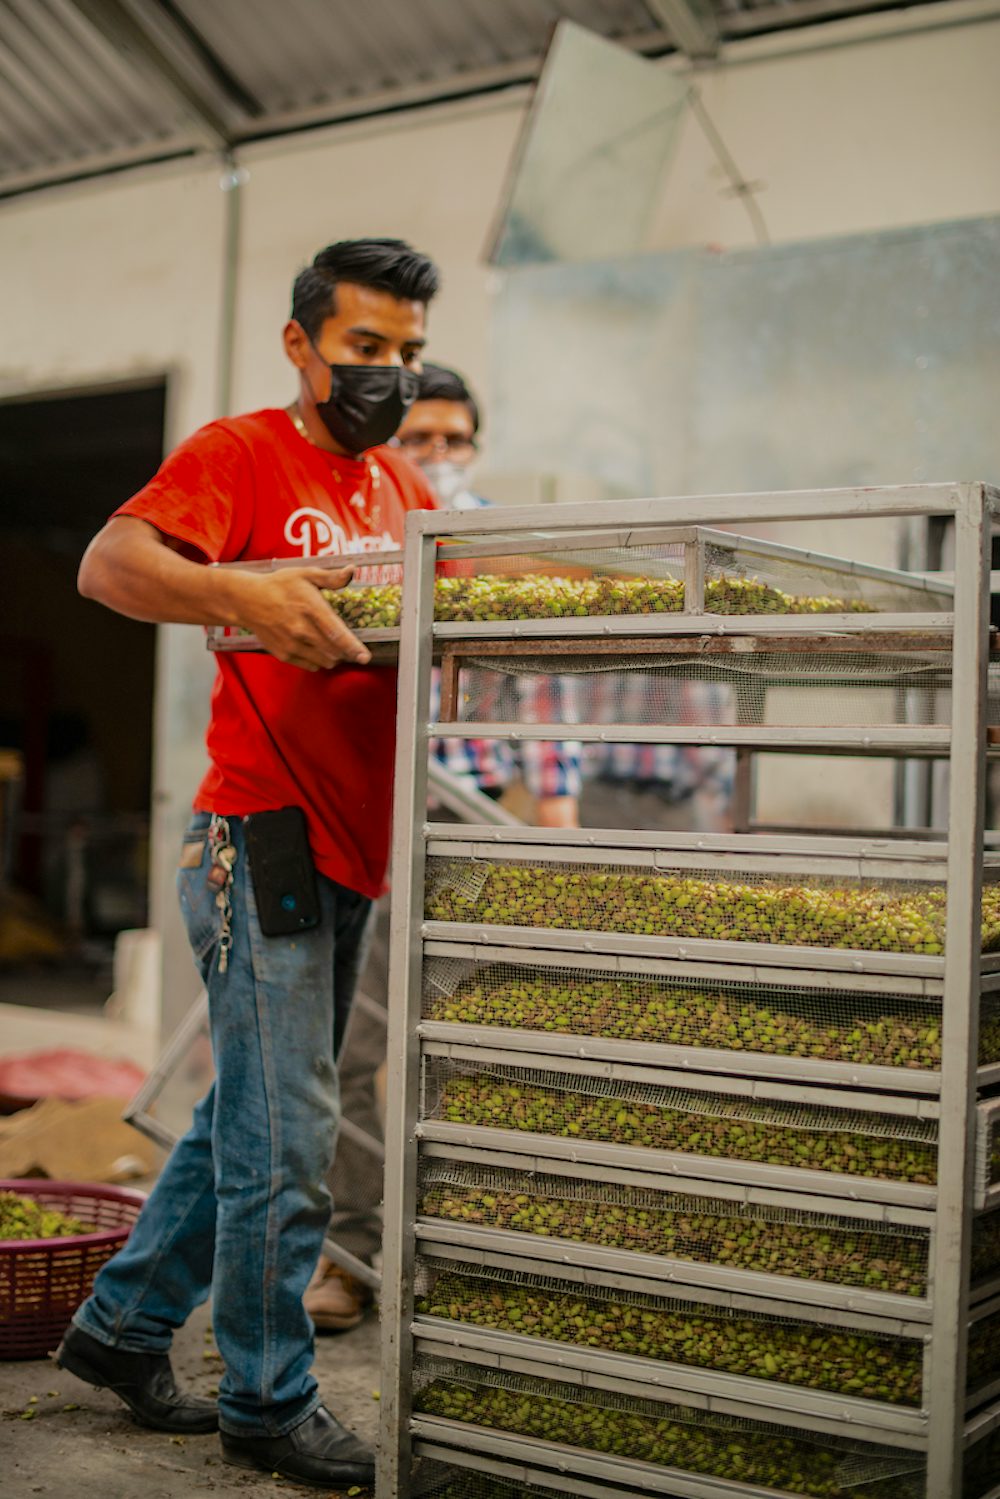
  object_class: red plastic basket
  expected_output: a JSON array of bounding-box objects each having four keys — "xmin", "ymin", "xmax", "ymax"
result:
[{"xmin": 0, "ymin": 1179, "xmax": 145, "ymax": 1359}]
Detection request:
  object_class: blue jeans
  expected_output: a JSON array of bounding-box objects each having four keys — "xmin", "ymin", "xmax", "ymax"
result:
[{"xmin": 74, "ymin": 812, "xmax": 374, "ymax": 1437}]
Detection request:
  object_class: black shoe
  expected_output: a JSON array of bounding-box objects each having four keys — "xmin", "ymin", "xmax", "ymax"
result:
[
  {"xmin": 55, "ymin": 1323, "xmax": 218, "ymax": 1435},
  {"xmin": 221, "ymin": 1404, "xmax": 375, "ymax": 1489}
]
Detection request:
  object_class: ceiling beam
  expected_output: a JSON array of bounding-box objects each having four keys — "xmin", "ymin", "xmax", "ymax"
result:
[
  {"xmin": 644, "ymin": 0, "xmax": 721, "ymax": 58},
  {"xmin": 68, "ymin": 0, "xmax": 247, "ymax": 147}
]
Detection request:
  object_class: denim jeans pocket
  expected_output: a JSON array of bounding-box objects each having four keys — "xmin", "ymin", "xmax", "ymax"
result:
[{"xmin": 177, "ymin": 834, "xmax": 221, "ymax": 963}]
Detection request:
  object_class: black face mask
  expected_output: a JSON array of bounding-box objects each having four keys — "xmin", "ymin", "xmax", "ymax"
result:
[{"xmin": 310, "ymin": 354, "xmax": 419, "ymax": 454}]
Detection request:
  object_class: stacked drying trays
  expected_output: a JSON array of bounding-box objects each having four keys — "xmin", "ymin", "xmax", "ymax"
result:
[{"xmin": 375, "ymin": 486, "xmax": 1000, "ymax": 1499}]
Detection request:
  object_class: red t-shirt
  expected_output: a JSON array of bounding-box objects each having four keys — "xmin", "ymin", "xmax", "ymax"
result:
[{"xmin": 115, "ymin": 407, "xmax": 436, "ymax": 898}]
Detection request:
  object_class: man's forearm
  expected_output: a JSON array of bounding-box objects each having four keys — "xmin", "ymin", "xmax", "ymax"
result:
[
  {"xmin": 78, "ymin": 517, "xmax": 249, "ymax": 627},
  {"xmin": 78, "ymin": 515, "xmax": 367, "ymax": 670}
]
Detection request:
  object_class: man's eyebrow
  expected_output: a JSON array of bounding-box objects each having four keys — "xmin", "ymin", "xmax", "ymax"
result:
[{"xmin": 347, "ymin": 325, "xmax": 426, "ymax": 349}]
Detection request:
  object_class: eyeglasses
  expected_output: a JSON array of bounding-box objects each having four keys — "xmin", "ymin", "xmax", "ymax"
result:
[{"xmin": 396, "ymin": 432, "xmax": 477, "ymax": 457}]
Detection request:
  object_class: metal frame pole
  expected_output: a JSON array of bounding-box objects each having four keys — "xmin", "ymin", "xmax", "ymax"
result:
[
  {"xmin": 683, "ymin": 533, "xmax": 705, "ymax": 614},
  {"xmin": 731, "ymin": 748, "xmax": 754, "ymax": 832},
  {"xmin": 377, "ymin": 516, "xmax": 437, "ymax": 1498},
  {"xmin": 926, "ymin": 483, "xmax": 992, "ymax": 1496},
  {"xmin": 409, "ymin": 484, "xmax": 962, "ymax": 536},
  {"xmin": 122, "ymin": 989, "xmax": 209, "ymax": 1140}
]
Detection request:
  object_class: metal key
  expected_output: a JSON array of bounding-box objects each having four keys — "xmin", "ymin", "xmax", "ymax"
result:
[
  {"xmin": 207, "ymin": 845, "xmax": 236, "ymax": 892},
  {"xmin": 208, "ymin": 817, "xmax": 237, "ymax": 974}
]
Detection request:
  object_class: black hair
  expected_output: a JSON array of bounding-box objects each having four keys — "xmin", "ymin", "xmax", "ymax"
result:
[
  {"xmin": 415, "ymin": 363, "xmax": 481, "ymax": 436},
  {"xmin": 291, "ymin": 238, "xmax": 440, "ymax": 340}
]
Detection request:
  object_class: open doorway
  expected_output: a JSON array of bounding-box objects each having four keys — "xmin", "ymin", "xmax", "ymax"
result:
[{"xmin": 0, "ymin": 379, "xmax": 165, "ymax": 1012}]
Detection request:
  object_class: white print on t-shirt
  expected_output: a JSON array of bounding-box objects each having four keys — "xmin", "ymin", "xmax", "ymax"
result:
[{"xmin": 284, "ymin": 507, "xmax": 396, "ymax": 559}]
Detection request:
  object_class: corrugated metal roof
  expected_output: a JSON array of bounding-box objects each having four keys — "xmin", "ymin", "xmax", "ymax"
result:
[
  {"xmin": 0, "ymin": 0, "xmax": 197, "ymax": 184},
  {"xmin": 177, "ymin": 0, "xmax": 661, "ymax": 111},
  {"xmin": 0, "ymin": 0, "xmax": 966, "ymax": 198}
]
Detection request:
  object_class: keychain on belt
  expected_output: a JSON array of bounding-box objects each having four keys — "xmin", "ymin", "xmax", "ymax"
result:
[{"xmin": 208, "ymin": 814, "xmax": 236, "ymax": 973}]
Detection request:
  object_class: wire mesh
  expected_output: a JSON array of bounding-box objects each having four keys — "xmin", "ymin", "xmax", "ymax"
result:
[
  {"xmin": 975, "ymin": 1114, "xmax": 1000, "ymax": 1206},
  {"xmin": 317, "ymin": 529, "xmax": 945, "ymax": 631},
  {"xmin": 412, "ymin": 1355, "xmax": 925, "ymax": 1496},
  {"xmin": 423, "ymin": 957, "xmax": 986, "ymax": 1071},
  {"xmin": 425, "ymin": 1059, "xmax": 939, "ymax": 1185},
  {"xmin": 413, "ymin": 1474, "xmax": 927, "ymax": 1499},
  {"xmin": 425, "ymin": 857, "xmax": 1000, "ymax": 956},
  {"xmin": 417, "ymin": 1162, "xmax": 930, "ymax": 1298},
  {"xmin": 967, "ymin": 1307, "xmax": 1000, "ymax": 1395},
  {"xmin": 321, "ymin": 580, "xmax": 401, "ymax": 627},
  {"xmin": 451, "ymin": 652, "xmax": 992, "ymax": 731},
  {"xmin": 415, "ymin": 1258, "xmax": 923, "ymax": 1405},
  {"xmin": 964, "ymin": 1424, "xmax": 1000, "ymax": 1498},
  {"xmin": 438, "ymin": 533, "xmax": 942, "ymax": 608},
  {"xmin": 435, "ymin": 576, "xmax": 868, "ymax": 620},
  {"xmin": 412, "ymin": 1462, "xmax": 603, "ymax": 1499},
  {"xmin": 321, "ymin": 576, "xmax": 889, "ymax": 627},
  {"xmin": 972, "ymin": 1210, "xmax": 1000, "ymax": 1285},
  {"xmin": 439, "ymin": 539, "xmax": 686, "ymax": 588},
  {"xmin": 702, "ymin": 539, "xmax": 941, "ymax": 615}
]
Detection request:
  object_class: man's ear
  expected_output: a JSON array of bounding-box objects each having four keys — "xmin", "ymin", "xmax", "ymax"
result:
[{"xmin": 283, "ymin": 319, "xmax": 310, "ymax": 370}]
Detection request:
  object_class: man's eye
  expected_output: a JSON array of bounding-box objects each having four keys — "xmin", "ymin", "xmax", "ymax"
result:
[
  {"xmin": 356, "ymin": 344, "xmax": 379, "ymax": 357},
  {"xmin": 403, "ymin": 350, "xmax": 421, "ymax": 367}
]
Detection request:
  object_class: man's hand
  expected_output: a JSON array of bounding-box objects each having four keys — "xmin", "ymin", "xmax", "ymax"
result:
[
  {"xmin": 236, "ymin": 567, "xmax": 371, "ymax": 672},
  {"xmin": 76, "ymin": 517, "xmax": 371, "ymax": 672}
]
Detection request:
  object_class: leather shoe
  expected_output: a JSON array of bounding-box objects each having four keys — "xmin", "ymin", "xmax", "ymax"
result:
[
  {"xmin": 221, "ymin": 1404, "xmax": 375, "ymax": 1488},
  {"xmin": 55, "ymin": 1323, "xmax": 218, "ymax": 1434}
]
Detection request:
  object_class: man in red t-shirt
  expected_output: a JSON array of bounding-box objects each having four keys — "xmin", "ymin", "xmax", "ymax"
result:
[{"xmin": 57, "ymin": 239, "xmax": 440, "ymax": 1490}]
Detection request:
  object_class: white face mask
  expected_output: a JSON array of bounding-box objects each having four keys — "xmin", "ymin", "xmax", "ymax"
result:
[{"xmin": 420, "ymin": 459, "xmax": 477, "ymax": 508}]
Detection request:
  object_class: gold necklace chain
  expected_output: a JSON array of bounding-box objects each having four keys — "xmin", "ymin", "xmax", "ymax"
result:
[
  {"xmin": 289, "ymin": 403, "xmax": 382, "ymax": 493},
  {"xmin": 288, "ymin": 404, "xmax": 311, "ymax": 443}
]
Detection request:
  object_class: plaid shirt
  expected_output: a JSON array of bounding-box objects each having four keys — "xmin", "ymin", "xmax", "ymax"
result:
[
  {"xmin": 588, "ymin": 677, "xmax": 735, "ymax": 801},
  {"xmin": 430, "ymin": 669, "xmax": 583, "ymax": 799},
  {"xmin": 428, "ymin": 491, "xmax": 581, "ymax": 800}
]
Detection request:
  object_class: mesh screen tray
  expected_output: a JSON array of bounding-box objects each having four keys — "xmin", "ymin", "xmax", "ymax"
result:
[
  {"xmin": 423, "ymin": 955, "xmax": 999, "ymax": 1076},
  {"xmin": 205, "ymin": 528, "xmax": 952, "ymax": 654},
  {"xmin": 967, "ymin": 1306, "xmax": 1000, "ymax": 1400},
  {"xmin": 413, "ymin": 1460, "xmax": 649, "ymax": 1499},
  {"xmin": 425, "ymin": 856, "xmax": 1000, "ymax": 957},
  {"xmin": 418, "ymin": 1161, "xmax": 931, "ymax": 1303},
  {"xmin": 428, "ymin": 529, "xmax": 950, "ymax": 620},
  {"xmin": 447, "ymin": 649, "xmax": 998, "ymax": 733},
  {"xmin": 415, "ymin": 1257, "xmax": 924, "ymax": 1407},
  {"xmin": 964, "ymin": 1421, "xmax": 1000, "ymax": 1499},
  {"xmin": 413, "ymin": 1355, "xmax": 925, "ymax": 1498},
  {"xmin": 425, "ymin": 1058, "xmax": 939, "ymax": 1190}
]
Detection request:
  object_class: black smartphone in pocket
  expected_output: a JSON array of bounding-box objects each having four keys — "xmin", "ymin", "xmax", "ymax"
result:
[{"xmin": 243, "ymin": 807, "xmax": 321, "ymax": 936}]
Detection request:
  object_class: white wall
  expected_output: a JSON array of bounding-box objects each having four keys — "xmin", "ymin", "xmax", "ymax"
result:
[
  {"xmin": 0, "ymin": 160, "xmax": 225, "ymax": 425},
  {"xmin": 0, "ymin": 162, "xmax": 230, "ymax": 1037},
  {"xmin": 221, "ymin": 7, "xmax": 1000, "ymax": 420},
  {"xmin": 2, "ymin": 4, "xmax": 999, "ymax": 1033},
  {"xmin": 650, "ymin": 9, "xmax": 1000, "ymax": 251},
  {"xmin": 232, "ymin": 97, "xmax": 523, "ymax": 416}
]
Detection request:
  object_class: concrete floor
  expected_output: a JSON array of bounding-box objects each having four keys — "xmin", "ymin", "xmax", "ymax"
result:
[{"xmin": 0, "ymin": 1300, "xmax": 380, "ymax": 1499}]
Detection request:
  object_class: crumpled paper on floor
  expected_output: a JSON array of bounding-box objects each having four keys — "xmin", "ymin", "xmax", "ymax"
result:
[{"xmin": 0, "ymin": 1096, "xmax": 160, "ymax": 1183}]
